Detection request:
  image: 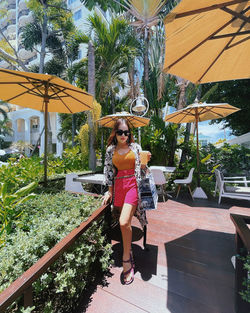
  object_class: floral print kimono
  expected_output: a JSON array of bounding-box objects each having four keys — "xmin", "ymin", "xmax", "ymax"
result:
[{"xmin": 103, "ymin": 142, "xmax": 147, "ymax": 228}]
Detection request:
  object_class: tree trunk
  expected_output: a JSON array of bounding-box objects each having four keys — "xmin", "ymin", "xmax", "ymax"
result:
[
  {"xmin": 169, "ymin": 78, "xmax": 189, "ymax": 166},
  {"xmin": 72, "ymin": 113, "xmax": 76, "ymax": 146},
  {"xmin": 128, "ymin": 59, "xmax": 135, "ymax": 100},
  {"xmin": 87, "ymin": 41, "xmax": 96, "ymax": 171},
  {"xmin": 39, "ymin": 4, "xmax": 48, "ymax": 74},
  {"xmin": 179, "ymin": 122, "xmax": 191, "ymax": 168},
  {"xmin": 111, "ymin": 91, "xmax": 115, "ymax": 114},
  {"xmin": 143, "ymin": 27, "xmax": 149, "ymax": 99}
]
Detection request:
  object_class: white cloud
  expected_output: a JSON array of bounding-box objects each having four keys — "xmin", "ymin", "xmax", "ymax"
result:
[{"xmin": 198, "ymin": 121, "xmax": 234, "ymax": 143}]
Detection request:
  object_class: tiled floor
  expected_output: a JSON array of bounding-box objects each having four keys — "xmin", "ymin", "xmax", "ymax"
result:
[{"xmin": 76, "ymin": 197, "xmax": 250, "ymax": 313}]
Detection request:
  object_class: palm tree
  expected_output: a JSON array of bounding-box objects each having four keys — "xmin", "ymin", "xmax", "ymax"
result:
[
  {"xmin": 87, "ymin": 12, "xmax": 138, "ymax": 112},
  {"xmin": 114, "ymin": 0, "xmax": 167, "ymax": 99}
]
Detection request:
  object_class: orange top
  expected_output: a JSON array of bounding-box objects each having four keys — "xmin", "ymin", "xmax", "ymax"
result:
[{"xmin": 112, "ymin": 149, "xmax": 135, "ymax": 170}]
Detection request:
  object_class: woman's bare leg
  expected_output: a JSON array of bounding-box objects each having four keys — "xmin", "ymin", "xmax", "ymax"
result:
[{"xmin": 119, "ymin": 203, "xmax": 136, "ymax": 282}]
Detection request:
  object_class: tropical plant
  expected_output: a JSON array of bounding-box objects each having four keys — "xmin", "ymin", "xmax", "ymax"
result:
[
  {"xmin": 65, "ymin": 12, "xmax": 139, "ymax": 170},
  {"xmin": 57, "ymin": 111, "xmax": 88, "ymax": 143},
  {"xmin": 0, "ymin": 181, "xmax": 36, "ymax": 244},
  {"xmin": 238, "ymin": 253, "xmax": 250, "ymax": 303},
  {"xmin": 0, "ymin": 192, "xmax": 112, "ymax": 312},
  {"xmin": 201, "ymin": 79, "xmax": 250, "ymax": 136},
  {"xmin": 22, "ymin": 0, "xmax": 76, "ymax": 74}
]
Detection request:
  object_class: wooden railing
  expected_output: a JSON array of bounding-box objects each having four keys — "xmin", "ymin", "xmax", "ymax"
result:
[
  {"xmin": 0, "ymin": 204, "xmax": 111, "ymax": 313},
  {"xmin": 230, "ymin": 213, "xmax": 250, "ymax": 313}
]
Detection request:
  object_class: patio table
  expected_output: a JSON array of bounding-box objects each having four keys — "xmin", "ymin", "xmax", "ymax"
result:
[
  {"xmin": 73, "ymin": 173, "xmax": 106, "ymax": 194},
  {"xmin": 149, "ymin": 166, "xmax": 176, "ymax": 173}
]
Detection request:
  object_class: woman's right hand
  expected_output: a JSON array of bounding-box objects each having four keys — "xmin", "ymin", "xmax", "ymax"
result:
[{"xmin": 101, "ymin": 191, "xmax": 112, "ymax": 206}]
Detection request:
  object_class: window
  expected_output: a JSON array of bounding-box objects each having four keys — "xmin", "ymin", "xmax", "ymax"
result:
[
  {"xmin": 78, "ymin": 50, "xmax": 82, "ymax": 59},
  {"xmin": 68, "ymin": 0, "xmax": 77, "ymax": 5},
  {"xmin": 73, "ymin": 9, "xmax": 81, "ymax": 21}
]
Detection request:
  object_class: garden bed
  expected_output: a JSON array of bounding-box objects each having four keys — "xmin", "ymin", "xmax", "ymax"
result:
[{"xmin": 0, "ymin": 192, "xmax": 112, "ymax": 313}]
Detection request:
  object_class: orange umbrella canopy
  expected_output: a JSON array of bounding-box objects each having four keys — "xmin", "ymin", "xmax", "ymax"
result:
[
  {"xmin": 164, "ymin": 102, "xmax": 240, "ymax": 123},
  {"xmin": 0, "ymin": 68, "xmax": 93, "ymax": 112},
  {"xmin": 0, "ymin": 68, "xmax": 93, "ymax": 185},
  {"xmin": 163, "ymin": 0, "xmax": 250, "ymax": 84},
  {"xmin": 97, "ymin": 111, "xmax": 150, "ymax": 128},
  {"xmin": 165, "ymin": 101, "xmax": 240, "ymax": 188}
]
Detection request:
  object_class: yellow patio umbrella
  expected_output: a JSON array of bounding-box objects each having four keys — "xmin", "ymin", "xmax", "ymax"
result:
[
  {"xmin": 97, "ymin": 111, "xmax": 150, "ymax": 128},
  {"xmin": 163, "ymin": 0, "xmax": 250, "ymax": 83},
  {"xmin": 0, "ymin": 68, "xmax": 93, "ymax": 185},
  {"xmin": 165, "ymin": 100, "xmax": 240, "ymax": 198}
]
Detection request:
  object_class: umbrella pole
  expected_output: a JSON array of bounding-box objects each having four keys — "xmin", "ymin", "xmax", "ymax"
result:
[
  {"xmin": 44, "ymin": 85, "xmax": 49, "ymax": 187},
  {"xmin": 195, "ymin": 113, "xmax": 200, "ymax": 187},
  {"xmin": 193, "ymin": 112, "xmax": 207, "ymax": 199}
]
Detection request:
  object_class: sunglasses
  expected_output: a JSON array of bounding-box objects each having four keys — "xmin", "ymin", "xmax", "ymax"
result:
[{"xmin": 116, "ymin": 130, "xmax": 130, "ymax": 136}]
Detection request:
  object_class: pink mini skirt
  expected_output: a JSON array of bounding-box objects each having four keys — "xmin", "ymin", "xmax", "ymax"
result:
[{"xmin": 113, "ymin": 169, "xmax": 138, "ymax": 207}]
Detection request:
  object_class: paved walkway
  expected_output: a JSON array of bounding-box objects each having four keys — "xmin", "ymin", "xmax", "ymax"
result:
[{"xmin": 77, "ymin": 198, "xmax": 250, "ymax": 313}]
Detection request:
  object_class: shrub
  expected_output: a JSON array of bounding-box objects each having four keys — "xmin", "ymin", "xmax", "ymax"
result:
[
  {"xmin": 0, "ymin": 182, "xmax": 36, "ymax": 245},
  {"xmin": 0, "ymin": 192, "xmax": 112, "ymax": 313},
  {"xmin": 0, "ymin": 150, "xmax": 89, "ymax": 194},
  {"xmin": 239, "ymin": 253, "xmax": 250, "ymax": 303}
]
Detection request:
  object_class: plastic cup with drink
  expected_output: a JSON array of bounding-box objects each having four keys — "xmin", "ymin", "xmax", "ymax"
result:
[{"xmin": 140, "ymin": 150, "xmax": 150, "ymax": 165}]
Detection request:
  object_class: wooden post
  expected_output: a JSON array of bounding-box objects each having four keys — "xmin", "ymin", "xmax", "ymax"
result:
[{"xmin": 23, "ymin": 286, "xmax": 33, "ymax": 308}]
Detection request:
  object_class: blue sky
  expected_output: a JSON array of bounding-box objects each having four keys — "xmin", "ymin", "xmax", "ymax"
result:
[
  {"xmin": 198, "ymin": 120, "xmax": 235, "ymax": 143},
  {"xmin": 165, "ymin": 105, "xmax": 235, "ymax": 144}
]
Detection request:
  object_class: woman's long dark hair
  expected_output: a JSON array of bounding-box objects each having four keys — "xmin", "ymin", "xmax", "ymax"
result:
[{"xmin": 107, "ymin": 118, "xmax": 134, "ymax": 147}]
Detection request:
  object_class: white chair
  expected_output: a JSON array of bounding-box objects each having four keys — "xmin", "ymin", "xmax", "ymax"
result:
[
  {"xmin": 65, "ymin": 173, "xmax": 95, "ymax": 195},
  {"xmin": 214, "ymin": 169, "xmax": 250, "ymax": 204},
  {"xmin": 174, "ymin": 168, "xmax": 195, "ymax": 200},
  {"xmin": 214, "ymin": 171, "xmax": 248, "ymax": 195},
  {"xmin": 151, "ymin": 168, "xmax": 167, "ymax": 202}
]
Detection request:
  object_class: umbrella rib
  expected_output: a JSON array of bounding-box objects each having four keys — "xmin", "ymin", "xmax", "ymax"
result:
[
  {"xmin": 47, "ymin": 81, "xmax": 91, "ymax": 96},
  {"xmin": 172, "ymin": 0, "xmax": 247, "ymax": 19},
  {"xmin": 211, "ymin": 30, "xmax": 250, "ymax": 39},
  {"xmin": 20, "ymin": 80, "xmax": 46, "ymax": 97},
  {"xmin": 198, "ymin": 19, "xmax": 247, "ymax": 83},
  {"xmin": 48, "ymin": 85, "xmax": 68, "ymax": 99},
  {"xmin": 52, "ymin": 88, "xmax": 92, "ymax": 110},
  {"xmin": 178, "ymin": 109, "xmax": 196, "ymax": 123},
  {"xmin": 128, "ymin": 115, "xmax": 149, "ymax": 126},
  {"xmin": 0, "ymin": 69, "xmax": 45, "ymax": 82},
  {"xmin": 4, "ymin": 84, "xmax": 44, "ymax": 103},
  {"xmin": 165, "ymin": 15, "xmax": 239, "ymax": 71},
  {"xmin": 0, "ymin": 70, "xmax": 50, "ymax": 97},
  {"xmin": 0, "ymin": 69, "xmax": 91, "ymax": 96},
  {"xmin": 49, "ymin": 85, "xmax": 73, "ymax": 113},
  {"xmin": 221, "ymin": 6, "xmax": 250, "ymax": 23},
  {"xmin": 0, "ymin": 81, "xmax": 38, "ymax": 85},
  {"xmin": 99, "ymin": 117, "xmax": 115, "ymax": 127},
  {"xmin": 228, "ymin": 35, "xmax": 250, "ymax": 48},
  {"xmin": 166, "ymin": 108, "xmax": 195, "ymax": 124},
  {"xmin": 98, "ymin": 114, "xmax": 149, "ymax": 128},
  {"xmin": 198, "ymin": 107, "xmax": 226, "ymax": 119}
]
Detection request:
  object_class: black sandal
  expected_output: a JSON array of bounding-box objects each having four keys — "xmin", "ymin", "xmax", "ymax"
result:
[{"xmin": 122, "ymin": 256, "xmax": 134, "ymax": 285}]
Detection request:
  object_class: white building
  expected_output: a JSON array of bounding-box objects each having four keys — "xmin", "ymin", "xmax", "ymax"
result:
[
  {"xmin": 0, "ymin": 0, "xmax": 90, "ymax": 156},
  {"xmin": 216, "ymin": 132, "xmax": 250, "ymax": 149}
]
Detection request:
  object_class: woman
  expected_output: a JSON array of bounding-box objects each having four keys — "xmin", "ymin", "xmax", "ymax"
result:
[{"xmin": 102, "ymin": 118, "xmax": 149, "ymax": 285}]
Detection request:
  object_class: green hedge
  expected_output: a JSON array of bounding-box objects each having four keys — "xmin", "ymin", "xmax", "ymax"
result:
[{"xmin": 0, "ymin": 192, "xmax": 112, "ymax": 313}]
